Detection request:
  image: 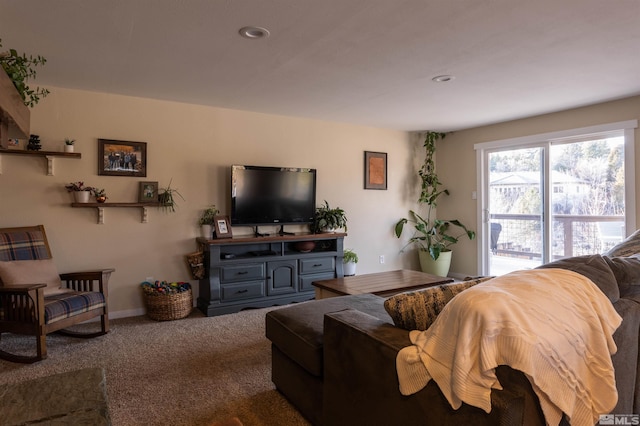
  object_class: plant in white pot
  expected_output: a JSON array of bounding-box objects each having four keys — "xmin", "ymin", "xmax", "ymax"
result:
[
  {"xmin": 394, "ymin": 131, "xmax": 475, "ymax": 276},
  {"xmin": 64, "ymin": 138, "xmax": 75, "ymax": 153},
  {"xmin": 65, "ymin": 181, "xmax": 93, "ymax": 203},
  {"xmin": 198, "ymin": 205, "xmax": 219, "ymax": 239},
  {"xmin": 343, "ymin": 249, "xmax": 358, "ymax": 276}
]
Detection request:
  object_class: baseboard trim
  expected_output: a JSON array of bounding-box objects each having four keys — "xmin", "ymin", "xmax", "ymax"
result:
[{"xmin": 110, "ymin": 308, "xmax": 146, "ymax": 319}]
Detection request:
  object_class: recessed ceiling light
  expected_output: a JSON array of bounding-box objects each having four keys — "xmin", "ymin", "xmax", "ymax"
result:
[
  {"xmin": 432, "ymin": 75, "xmax": 455, "ymax": 83},
  {"xmin": 239, "ymin": 26, "xmax": 270, "ymax": 39}
]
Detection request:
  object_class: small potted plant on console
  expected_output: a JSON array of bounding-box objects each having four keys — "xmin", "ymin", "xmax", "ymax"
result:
[
  {"xmin": 198, "ymin": 205, "xmax": 219, "ymax": 239},
  {"xmin": 310, "ymin": 200, "xmax": 348, "ymax": 233}
]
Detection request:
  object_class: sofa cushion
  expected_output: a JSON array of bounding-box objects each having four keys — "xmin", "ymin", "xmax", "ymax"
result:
[
  {"xmin": 383, "ymin": 278, "xmax": 489, "ymax": 331},
  {"xmin": 0, "ymin": 259, "xmax": 63, "ymax": 295},
  {"xmin": 605, "ymin": 229, "xmax": 640, "ymax": 257},
  {"xmin": 604, "ymin": 255, "xmax": 640, "ymax": 297},
  {"xmin": 536, "ymin": 254, "xmax": 619, "ymax": 303},
  {"xmin": 265, "ymin": 293, "xmax": 390, "ymax": 377}
]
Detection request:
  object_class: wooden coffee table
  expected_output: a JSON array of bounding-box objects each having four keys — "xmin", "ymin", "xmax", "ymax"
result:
[{"xmin": 312, "ymin": 269, "xmax": 453, "ymax": 299}]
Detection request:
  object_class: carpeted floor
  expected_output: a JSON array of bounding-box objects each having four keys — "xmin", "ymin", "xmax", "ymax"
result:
[{"xmin": 0, "ymin": 307, "xmax": 310, "ymax": 426}]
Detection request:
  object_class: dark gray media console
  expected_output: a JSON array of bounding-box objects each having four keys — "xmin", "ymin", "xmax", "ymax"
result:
[{"xmin": 196, "ymin": 232, "xmax": 346, "ymax": 316}]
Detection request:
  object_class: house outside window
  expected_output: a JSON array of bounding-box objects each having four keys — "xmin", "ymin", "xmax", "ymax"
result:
[{"xmin": 475, "ymin": 120, "xmax": 637, "ymax": 276}]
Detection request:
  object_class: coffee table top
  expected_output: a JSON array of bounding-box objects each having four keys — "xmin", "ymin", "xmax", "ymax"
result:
[{"xmin": 312, "ymin": 269, "xmax": 453, "ymax": 297}]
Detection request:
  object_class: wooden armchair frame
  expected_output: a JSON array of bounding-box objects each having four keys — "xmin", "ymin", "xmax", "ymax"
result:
[{"xmin": 0, "ymin": 225, "xmax": 114, "ymax": 363}]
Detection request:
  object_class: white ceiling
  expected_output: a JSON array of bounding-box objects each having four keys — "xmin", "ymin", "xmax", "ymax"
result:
[{"xmin": 1, "ymin": 0, "xmax": 639, "ymax": 132}]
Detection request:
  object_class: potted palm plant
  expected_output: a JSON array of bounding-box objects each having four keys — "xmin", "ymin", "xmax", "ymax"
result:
[
  {"xmin": 310, "ymin": 200, "xmax": 347, "ymax": 233},
  {"xmin": 198, "ymin": 205, "xmax": 219, "ymax": 238},
  {"xmin": 394, "ymin": 131, "xmax": 475, "ymax": 276}
]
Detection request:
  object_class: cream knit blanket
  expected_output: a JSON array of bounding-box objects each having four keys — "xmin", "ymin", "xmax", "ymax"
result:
[{"xmin": 396, "ymin": 268, "xmax": 622, "ymax": 426}]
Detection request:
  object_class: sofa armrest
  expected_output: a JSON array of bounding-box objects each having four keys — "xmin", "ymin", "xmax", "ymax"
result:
[{"xmin": 323, "ymin": 309, "xmax": 545, "ymax": 426}]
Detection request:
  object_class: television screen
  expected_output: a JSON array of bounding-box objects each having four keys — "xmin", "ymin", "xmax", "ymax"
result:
[{"xmin": 231, "ymin": 165, "xmax": 317, "ymax": 226}]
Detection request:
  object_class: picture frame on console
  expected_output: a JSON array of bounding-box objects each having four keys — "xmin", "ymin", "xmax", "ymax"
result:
[
  {"xmin": 214, "ymin": 215, "xmax": 233, "ymax": 239},
  {"xmin": 98, "ymin": 139, "xmax": 147, "ymax": 177},
  {"xmin": 364, "ymin": 151, "xmax": 387, "ymax": 190}
]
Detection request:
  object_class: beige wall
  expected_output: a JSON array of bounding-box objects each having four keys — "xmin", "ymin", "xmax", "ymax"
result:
[
  {"xmin": 4, "ymin": 88, "xmax": 638, "ymax": 316},
  {"xmin": 437, "ymin": 95, "xmax": 640, "ymax": 276},
  {"xmin": 0, "ymin": 87, "xmax": 416, "ymax": 317}
]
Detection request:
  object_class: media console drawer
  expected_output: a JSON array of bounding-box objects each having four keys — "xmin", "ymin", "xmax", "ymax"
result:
[
  {"xmin": 299, "ymin": 257, "xmax": 335, "ymax": 274},
  {"xmin": 220, "ymin": 264, "xmax": 265, "ymax": 283},
  {"xmin": 221, "ymin": 281, "xmax": 265, "ymax": 302}
]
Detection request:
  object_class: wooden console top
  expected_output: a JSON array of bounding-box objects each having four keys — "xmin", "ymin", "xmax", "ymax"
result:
[
  {"xmin": 313, "ymin": 269, "xmax": 453, "ymax": 299},
  {"xmin": 197, "ymin": 232, "xmax": 347, "ymax": 245}
]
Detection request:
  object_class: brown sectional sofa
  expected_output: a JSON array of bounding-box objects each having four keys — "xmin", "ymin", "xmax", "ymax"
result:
[{"xmin": 265, "ymin": 254, "xmax": 640, "ymax": 425}]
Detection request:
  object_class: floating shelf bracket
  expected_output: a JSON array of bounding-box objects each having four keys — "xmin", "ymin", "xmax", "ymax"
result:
[{"xmin": 71, "ymin": 202, "xmax": 157, "ymax": 224}]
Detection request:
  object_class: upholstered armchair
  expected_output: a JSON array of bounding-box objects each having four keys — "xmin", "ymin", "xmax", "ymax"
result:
[{"xmin": 0, "ymin": 225, "xmax": 114, "ymax": 363}]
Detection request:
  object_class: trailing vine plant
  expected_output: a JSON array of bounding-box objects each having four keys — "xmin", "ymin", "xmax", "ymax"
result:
[
  {"xmin": 395, "ymin": 131, "xmax": 475, "ymax": 260},
  {"xmin": 0, "ymin": 38, "xmax": 50, "ymax": 107}
]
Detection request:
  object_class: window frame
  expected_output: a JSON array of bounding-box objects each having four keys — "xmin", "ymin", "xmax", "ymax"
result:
[{"xmin": 474, "ymin": 120, "xmax": 637, "ymax": 275}]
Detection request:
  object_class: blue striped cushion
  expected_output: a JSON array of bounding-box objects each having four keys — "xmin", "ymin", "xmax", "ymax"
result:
[
  {"xmin": 0, "ymin": 229, "xmax": 50, "ymax": 261},
  {"xmin": 44, "ymin": 291, "xmax": 106, "ymax": 324}
]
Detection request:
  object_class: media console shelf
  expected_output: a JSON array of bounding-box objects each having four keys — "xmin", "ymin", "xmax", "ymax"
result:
[{"xmin": 196, "ymin": 232, "xmax": 346, "ymax": 316}]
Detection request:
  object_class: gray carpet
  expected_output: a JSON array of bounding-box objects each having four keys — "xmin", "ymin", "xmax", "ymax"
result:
[{"xmin": 0, "ymin": 307, "xmax": 310, "ymax": 426}]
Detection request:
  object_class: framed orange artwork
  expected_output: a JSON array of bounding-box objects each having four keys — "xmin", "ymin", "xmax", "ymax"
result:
[{"xmin": 364, "ymin": 151, "xmax": 387, "ymax": 190}]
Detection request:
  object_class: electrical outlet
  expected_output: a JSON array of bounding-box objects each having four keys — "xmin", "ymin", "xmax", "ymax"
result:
[
  {"xmin": 379, "ymin": 255, "xmax": 385, "ymax": 264},
  {"xmin": 145, "ymin": 276, "xmax": 154, "ymax": 282}
]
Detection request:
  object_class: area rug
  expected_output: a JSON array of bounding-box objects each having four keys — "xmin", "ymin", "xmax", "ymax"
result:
[{"xmin": 0, "ymin": 306, "xmax": 309, "ymax": 426}]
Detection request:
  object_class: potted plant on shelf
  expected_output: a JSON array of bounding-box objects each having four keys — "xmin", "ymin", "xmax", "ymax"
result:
[
  {"xmin": 158, "ymin": 179, "xmax": 184, "ymax": 212},
  {"xmin": 310, "ymin": 200, "xmax": 348, "ymax": 233},
  {"xmin": 394, "ymin": 131, "xmax": 475, "ymax": 276},
  {"xmin": 198, "ymin": 205, "xmax": 219, "ymax": 239},
  {"xmin": 343, "ymin": 249, "xmax": 358, "ymax": 276},
  {"xmin": 0, "ymin": 38, "xmax": 50, "ymax": 107},
  {"xmin": 92, "ymin": 188, "xmax": 107, "ymax": 203},
  {"xmin": 65, "ymin": 181, "xmax": 94, "ymax": 203},
  {"xmin": 64, "ymin": 138, "xmax": 75, "ymax": 153}
]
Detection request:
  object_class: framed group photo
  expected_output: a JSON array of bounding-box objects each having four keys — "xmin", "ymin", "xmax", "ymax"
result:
[{"xmin": 98, "ymin": 139, "xmax": 147, "ymax": 177}]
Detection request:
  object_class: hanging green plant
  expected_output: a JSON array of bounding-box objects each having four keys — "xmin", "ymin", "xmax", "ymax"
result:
[
  {"xmin": 158, "ymin": 179, "xmax": 185, "ymax": 212},
  {"xmin": 395, "ymin": 131, "xmax": 475, "ymax": 261},
  {"xmin": 0, "ymin": 38, "xmax": 50, "ymax": 107}
]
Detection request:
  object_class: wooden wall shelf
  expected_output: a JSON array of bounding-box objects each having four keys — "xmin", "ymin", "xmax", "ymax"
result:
[
  {"xmin": 0, "ymin": 148, "xmax": 82, "ymax": 175},
  {"xmin": 71, "ymin": 202, "xmax": 159, "ymax": 224}
]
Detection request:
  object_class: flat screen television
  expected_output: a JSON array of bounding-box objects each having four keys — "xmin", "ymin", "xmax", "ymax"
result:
[{"xmin": 231, "ymin": 165, "xmax": 317, "ymax": 227}]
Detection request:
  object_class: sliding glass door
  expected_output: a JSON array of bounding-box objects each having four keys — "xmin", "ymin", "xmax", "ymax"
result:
[
  {"xmin": 477, "ymin": 121, "xmax": 634, "ymax": 277},
  {"xmin": 487, "ymin": 147, "xmax": 544, "ymax": 275}
]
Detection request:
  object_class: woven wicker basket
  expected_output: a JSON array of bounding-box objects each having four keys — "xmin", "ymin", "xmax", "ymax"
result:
[{"xmin": 143, "ymin": 288, "xmax": 193, "ymax": 321}]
